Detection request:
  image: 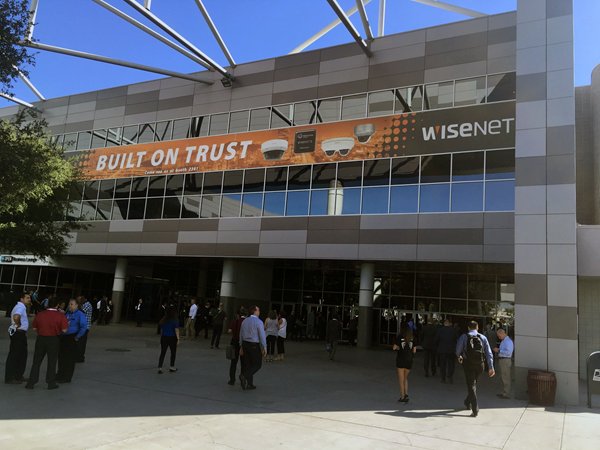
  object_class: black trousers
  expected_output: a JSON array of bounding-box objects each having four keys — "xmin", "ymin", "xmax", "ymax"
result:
[
  {"xmin": 57, "ymin": 334, "xmax": 78, "ymax": 382},
  {"xmin": 195, "ymin": 319, "xmax": 209, "ymax": 338},
  {"xmin": 136, "ymin": 312, "xmax": 143, "ymax": 326},
  {"xmin": 266, "ymin": 335, "xmax": 277, "ymax": 356},
  {"xmin": 463, "ymin": 363, "xmax": 484, "ymax": 413},
  {"xmin": 241, "ymin": 341, "xmax": 262, "ymax": 386},
  {"xmin": 277, "ymin": 336, "xmax": 285, "ymax": 354},
  {"xmin": 439, "ymin": 353, "xmax": 456, "ymax": 380},
  {"xmin": 211, "ymin": 324, "xmax": 223, "ymax": 348},
  {"xmin": 4, "ymin": 331, "xmax": 27, "ymax": 382},
  {"xmin": 229, "ymin": 341, "xmax": 242, "ymax": 382},
  {"xmin": 424, "ymin": 349, "xmax": 437, "ymax": 375},
  {"xmin": 158, "ymin": 336, "xmax": 178, "ymax": 368},
  {"xmin": 27, "ymin": 336, "xmax": 60, "ymax": 387},
  {"xmin": 76, "ymin": 330, "xmax": 89, "ymax": 362}
]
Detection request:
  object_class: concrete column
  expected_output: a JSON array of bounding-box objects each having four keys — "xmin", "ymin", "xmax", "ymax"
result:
[
  {"xmin": 110, "ymin": 257, "xmax": 128, "ymax": 323},
  {"xmin": 220, "ymin": 259, "xmax": 236, "ymax": 320},
  {"xmin": 327, "ymin": 180, "xmax": 343, "ymax": 215},
  {"xmin": 358, "ymin": 262, "xmax": 375, "ymax": 348}
]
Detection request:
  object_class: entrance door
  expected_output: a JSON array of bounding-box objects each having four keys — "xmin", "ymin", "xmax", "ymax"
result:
[{"xmin": 124, "ymin": 276, "xmax": 169, "ymax": 322}]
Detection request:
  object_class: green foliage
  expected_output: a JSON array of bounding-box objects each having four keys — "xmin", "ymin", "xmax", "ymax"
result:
[
  {"xmin": 0, "ymin": 110, "xmax": 84, "ymax": 257},
  {"xmin": 0, "ymin": 0, "xmax": 35, "ymax": 95}
]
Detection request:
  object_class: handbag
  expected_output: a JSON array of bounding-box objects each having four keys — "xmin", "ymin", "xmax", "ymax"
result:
[{"xmin": 225, "ymin": 344, "xmax": 236, "ymax": 360}]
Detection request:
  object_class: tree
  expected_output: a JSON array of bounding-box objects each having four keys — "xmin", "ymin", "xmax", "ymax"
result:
[
  {"xmin": 0, "ymin": 110, "xmax": 84, "ymax": 257},
  {"xmin": 0, "ymin": 0, "xmax": 35, "ymax": 95}
]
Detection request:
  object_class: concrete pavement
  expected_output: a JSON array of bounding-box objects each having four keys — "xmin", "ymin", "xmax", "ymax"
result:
[{"xmin": 0, "ymin": 319, "xmax": 598, "ymax": 449}]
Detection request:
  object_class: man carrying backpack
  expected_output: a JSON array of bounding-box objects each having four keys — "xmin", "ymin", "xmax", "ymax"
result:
[{"xmin": 456, "ymin": 321, "xmax": 495, "ymax": 417}]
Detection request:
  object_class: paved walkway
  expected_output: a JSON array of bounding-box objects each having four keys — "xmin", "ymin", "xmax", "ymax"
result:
[{"xmin": 0, "ymin": 319, "xmax": 598, "ymax": 449}]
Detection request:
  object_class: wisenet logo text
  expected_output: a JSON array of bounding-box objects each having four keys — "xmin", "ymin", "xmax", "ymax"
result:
[{"xmin": 422, "ymin": 118, "xmax": 514, "ymax": 141}]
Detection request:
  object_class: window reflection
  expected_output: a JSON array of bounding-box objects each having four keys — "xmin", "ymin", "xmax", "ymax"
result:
[
  {"xmin": 341, "ymin": 94, "xmax": 366, "ymax": 120},
  {"xmin": 391, "ymin": 157, "xmax": 419, "ymax": 184},
  {"xmin": 294, "ymin": 101, "xmax": 318, "ymax": 125},
  {"xmin": 181, "ymin": 195, "xmax": 201, "ymax": 218},
  {"xmin": 209, "ymin": 113, "xmax": 229, "ymax": 136},
  {"xmin": 309, "ymin": 190, "xmax": 329, "ymax": 215},
  {"xmin": 486, "ymin": 72, "xmax": 516, "ymax": 102},
  {"xmin": 362, "ymin": 186, "xmax": 389, "ymax": 214},
  {"xmin": 249, "ymin": 108, "xmax": 270, "ymax": 131},
  {"xmin": 339, "ymin": 187, "xmax": 361, "ymax": 214},
  {"xmin": 421, "ymin": 154, "xmax": 450, "ymax": 183},
  {"xmin": 485, "ymin": 180, "xmax": 514, "ymax": 211},
  {"xmin": 229, "ymin": 110, "xmax": 249, "ymax": 133},
  {"xmin": 200, "ymin": 194, "xmax": 221, "ymax": 218},
  {"xmin": 395, "ymin": 86, "xmax": 423, "ymax": 112},
  {"xmin": 451, "ymin": 182, "xmax": 483, "ymax": 212},
  {"xmin": 127, "ymin": 198, "xmax": 145, "ymax": 219},
  {"xmin": 162, "ymin": 196, "xmax": 182, "ymax": 218},
  {"xmin": 241, "ymin": 193, "xmax": 263, "ymax": 217},
  {"xmin": 271, "ymin": 104, "xmax": 293, "ymax": 128},
  {"xmin": 368, "ymin": 90, "xmax": 394, "ymax": 117},
  {"xmin": 420, "ymin": 184, "xmax": 450, "ymax": 212},
  {"xmin": 452, "ymin": 152, "xmax": 484, "ymax": 181},
  {"xmin": 390, "ymin": 185, "xmax": 418, "ymax": 213},
  {"xmin": 145, "ymin": 197, "xmax": 164, "ymax": 219},
  {"xmin": 486, "ymin": 149, "xmax": 515, "ymax": 179},
  {"xmin": 318, "ymin": 98, "xmax": 341, "ymax": 123},
  {"xmin": 221, "ymin": 194, "xmax": 241, "ymax": 218},
  {"xmin": 424, "ymin": 81, "xmax": 453, "ymax": 110},
  {"xmin": 138, "ymin": 123, "xmax": 155, "ymax": 143},
  {"xmin": 286, "ymin": 191, "xmax": 309, "ymax": 216},
  {"xmin": 454, "ymin": 77, "xmax": 486, "ymax": 106},
  {"xmin": 155, "ymin": 121, "xmax": 173, "ymax": 141},
  {"xmin": 264, "ymin": 192, "xmax": 285, "ymax": 216}
]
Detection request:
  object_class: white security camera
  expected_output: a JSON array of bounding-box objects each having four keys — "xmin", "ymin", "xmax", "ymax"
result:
[
  {"xmin": 354, "ymin": 123, "xmax": 375, "ymax": 143},
  {"xmin": 321, "ymin": 137, "xmax": 355, "ymax": 157},
  {"xmin": 261, "ymin": 139, "xmax": 288, "ymax": 160}
]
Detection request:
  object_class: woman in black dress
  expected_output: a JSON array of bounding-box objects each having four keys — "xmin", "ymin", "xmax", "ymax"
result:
[{"xmin": 393, "ymin": 328, "xmax": 417, "ymax": 402}]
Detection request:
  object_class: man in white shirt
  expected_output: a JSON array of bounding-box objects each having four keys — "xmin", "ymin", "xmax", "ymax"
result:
[
  {"xmin": 5, "ymin": 292, "xmax": 31, "ymax": 384},
  {"xmin": 185, "ymin": 298, "xmax": 198, "ymax": 339}
]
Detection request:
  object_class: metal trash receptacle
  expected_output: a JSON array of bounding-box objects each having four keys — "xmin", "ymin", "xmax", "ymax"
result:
[{"xmin": 527, "ymin": 370, "xmax": 557, "ymax": 406}]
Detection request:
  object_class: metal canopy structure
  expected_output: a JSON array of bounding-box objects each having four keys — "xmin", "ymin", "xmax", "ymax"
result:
[{"xmin": 4, "ymin": 0, "xmax": 496, "ymax": 109}]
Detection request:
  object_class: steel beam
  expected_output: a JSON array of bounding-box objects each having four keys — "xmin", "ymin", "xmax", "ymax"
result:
[
  {"xmin": 325, "ymin": 0, "xmax": 372, "ymax": 57},
  {"xmin": 121, "ymin": 0, "xmax": 232, "ymax": 79},
  {"xmin": 355, "ymin": 0, "xmax": 374, "ymax": 41},
  {"xmin": 24, "ymin": 41, "xmax": 214, "ymax": 84},
  {"xmin": 290, "ymin": 0, "xmax": 372, "ymax": 54},
  {"xmin": 26, "ymin": 0, "xmax": 40, "ymax": 41},
  {"xmin": 0, "ymin": 92, "xmax": 34, "ymax": 108},
  {"xmin": 193, "ymin": 0, "xmax": 236, "ymax": 67},
  {"xmin": 378, "ymin": 0, "xmax": 385, "ymax": 36},
  {"xmin": 13, "ymin": 65, "xmax": 45, "ymax": 101},
  {"xmin": 92, "ymin": 0, "xmax": 211, "ymax": 69},
  {"xmin": 411, "ymin": 0, "xmax": 486, "ymax": 18}
]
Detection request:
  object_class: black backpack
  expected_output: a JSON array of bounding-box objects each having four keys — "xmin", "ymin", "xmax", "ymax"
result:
[{"xmin": 464, "ymin": 334, "xmax": 485, "ymax": 367}]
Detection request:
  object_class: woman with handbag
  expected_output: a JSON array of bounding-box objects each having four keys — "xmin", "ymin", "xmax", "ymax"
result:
[{"xmin": 393, "ymin": 328, "xmax": 417, "ymax": 403}]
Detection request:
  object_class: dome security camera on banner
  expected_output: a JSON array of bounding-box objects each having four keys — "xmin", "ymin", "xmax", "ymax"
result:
[
  {"xmin": 261, "ymin": 139, "xmax": 288, "ymax": 160},
  {"xmin": 321, "ymin": 137, "xmax": 355, "ymax": 157}
]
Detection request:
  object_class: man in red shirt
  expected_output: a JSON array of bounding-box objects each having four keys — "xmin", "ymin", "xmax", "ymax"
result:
[{"xmin": 25, "ymin": 297, "xmax": 68, "ymax": 390}]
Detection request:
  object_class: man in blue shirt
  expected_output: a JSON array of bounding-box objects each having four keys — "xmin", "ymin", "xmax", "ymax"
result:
[
  {"xmin": 76, "ymin": 296, "xmax": 93, "ymax": 363},
  {"xmin": 239, "ymin": 305, "xmax": 266, "ymax": 390},
  {"xmin": 456, "ymin": 321, "xmax": 495, "ymax": 417},
  {"xmin": 56, "ymin": 299, "xmax": 88, "ymax": 383},
  {"xmin": 493, "ymin": 328, "xmax": 514, "ymax": 399}
]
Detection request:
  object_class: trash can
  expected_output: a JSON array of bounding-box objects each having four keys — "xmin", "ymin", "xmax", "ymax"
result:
[{"xmin": 527, "ymin": 370, "xmax": 557, "ymax": 406}]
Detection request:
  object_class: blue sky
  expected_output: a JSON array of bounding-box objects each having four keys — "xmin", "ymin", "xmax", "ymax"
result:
[{"xmin": 1, "ymin": 0, "xmax": 598, "ymax": 107}]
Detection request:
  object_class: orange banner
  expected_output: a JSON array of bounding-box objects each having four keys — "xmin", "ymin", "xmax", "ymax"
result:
[{"xmin": 78, "ymin": 102, "xmax": 514, "ymax": 180}]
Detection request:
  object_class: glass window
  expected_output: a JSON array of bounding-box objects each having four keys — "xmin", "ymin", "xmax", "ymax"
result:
[
  {"xmin": 90, "ymin": 130, "xmax": 106, "ymax": 149},
  {"xmin": 286, "ymin": 191, "xmax": 309, "ymax": 216},
  {"xmin": 271, "ymin": 104, "xmax": 293, "ymax": 128},
  {"xmin": 442, "ymin": 273, "xmax": 468, "ymax": 299},
  {"xmin": 265, "ymin": 167, "xmax": 287, "ymax": 191},
  {"xmin": 249, "ymin": 108, "xmax": 270, "ymax": 131},
  {"xmin": 451, "ymin": 182, "xmax": 483, "ymax": 212},
  {"xmin": 138, "ymin": 123, "xmax": 155, "ymax": 143},
  {"xmin": 155, "ymin": 121, "xmax": 172, "ymax": 141},
  {"xmin": 294, "ymin": 101, "xmax": 318, "ymax": 125},
  {"xmin": 424, "ymin": 81, "xmax": 454, "ymax": 109},
  {"xmin": 421, "ymin": 154, "xmax": 450, "ymax": 183},
  {"xmin": 165, "ymin": 175, "xmax": 184, "ymax": 196},
  {"xmin": 468, "ymin": 274, "xmax": 497, "ymax": 300},
  {"xmin": 485, "ymin": 180, "xmax": 514, "ymax": 211},
  {"xmin": 390, "ymin": 185, "xmax": 418, "ymax": 213},
  {"xmin": 147, "ymin": 176, "xmax": 166, "ymax": 197},
  {"xmin": 243, "ymin": 168, "xmax": 265, "ymax": 193},
  {"xmin": 339, "ymin": 187, "xmax": 361, "ymax": 214},
  {"xmin": 391, "ymin": 157, "xmax": 419, "ymax": 184},
  {"xmin": 181, "ymin": 195, "xmax": 201, "ymax": 218},
  {"xmin": 77, "ymin": 131, "xmax": 92, "ymax": 150},
  {"xmin": 395, "ymin": 86, "xmax": 424, "ymax": 112},
  {"xmin": 222, "ymin": 170, "xmax": 244, "ymax": 193},
  {"xmin": 184, "ymin": 173, "xmax": 203, "ymax": 195},
  {"xmin": 441, "ymin": 299, "xmax": 467, "ymax": 314},
  {"xmin": 209, "ymin": 113, "xmax": 229, "ymax": 135},
  {"xmin": 337, "ymin": 161, "xmax": 362, "ymax": 187},
  {"xmin": 312, "ymin": 163, "xmax": 337, "ymax": 189},
  {"xmin": 130, "ymin": 177, "xmax": 148, "ymax": 198},
  {"xmin": 172, "ymin": 118, "xmax": 191, "ymax": 139},
  {"xmin": 454, "ymin": 77, "xmax": 486, "ymax": 106},
  {"xmin": 83, "ymin": 181, "xmax": 99, "ymax": 201},
  {"xmin": 162, "ymin": 197, "xmax": 182, "ymax": 218},
  {"xmin": 63, "ymin": 133, "xmax": 78, "ymax": 151},
  {"xmin": 98, "ymin": 179, "xmax": 115, "ymax": 200},
  {"xmin": 69, "ymin": 182, "xmax": 85, "ymax": 202},
  {"xmin": 287, "ymin": 165, "xmax": 311, "ymax": 190},
  {"xmin": 203, "ymin": 172, "xmax": 223, "ymax": 194},
  {"xmin": 67, "ymin": 200, "xmax": 82, "ymax": 220},
  {"xmin": 200, "ymin": 194, "xmax": 221, "ymax": 218},
  {"xmin": 263, "ymin": 192, "xmax": 286, "ymax": 216},
  {"xmin": 96, "ymin": 200, "xmax": 112, "ymax": 220},
  {"xmin": 362, "ymin": 186, "xmax": 389, "ymax": 214},
  {"xmin": 122, "ymin": 125, "xmax": 139, "ymax": 145},
  {"xmin": 309, "ymin": 190, "xmax": 329, "ymax": 215},
  {"xmin": 112, "ymin": 199, "xmax": 129, "ymax": 220},
  {"xmin": 453, "ymin": 152, "xmax": 484, "ymax": 181},
  {"xmin": 419, "ymin": 183, "xmax": 450, "ymax": 212},
  {"xmin": 80, "ymin": 201, "xmax": 96, "ymax": 220},
  {"xmin": 341, "ymin": 94, "xmax": 366, "ymax": 120},
  {"xmin": 486, "ymin": 149, "xmax": 515, "ymax": 179},
  {"xmin": 1, "ymin": 266, "xmax": 14, "ymax": 284},
  {"xmin": 318, "ymin": 97, "xmax": 341, "ymax": 123},
  {"xmin": 368, "ymin": 90, "xmax": 394, "ymax": 117},
  {"xmin": 127, "ymin": 198, "xmax": 145, "ymax": 219},
  {"xmin": 105, "ymin": 128, "xmax": 122, "ymax": 147},
  {"xmin": 229, "ymin": 110, "xmax": 249, "ymax": 133},
  {"xmin": 190, "ymin": 116, "xmax": 209, "ymax": 137},
  {"xmin": 145, "ymin": 197, "xmax": 164, "ymax": 219},
  {"xmin": 114, "ymin": 178, "xmax": 132, "ymax": 198},
  {"xmin": 241, "ymin": 193, "xmax": 263, "ymax": 217},
  {"xmin": 416, "ymin": 273, "xmax": 440, "ymax": 297},
  {"xmin": 486, "ymin": 72, "xmax": 516, "ymax": 102},
  {"xmin": 221, "ymin": 194, "xmax": 242, "ymax": 217},
  {"xmin": 363, "ymin": 159, "xmax": 391, "ymax": 186}
]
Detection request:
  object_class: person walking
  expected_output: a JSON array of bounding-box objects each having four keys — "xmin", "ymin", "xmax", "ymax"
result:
[
  {"xmin": 264, "ymin": 310, "xmax": 279, "ymax": 362},
  {"xmin": 421, "ymin": 318, "xmax": 438, "ymax": 378},
  {"xmin": 76, "ymin": 296, "xmax": 93, "ymax": 363},
  {"xmin": 239, "ymin": 305, "xmax": 266, "ymax": 390},
  {"xmin": 185, "ymin": 298, "xmax": 198, "ymax": 339},
  {"xmin": 493, "ymin": 328, "xmax": 514, "ymax": 399},
  {"xmin": 276, "ymin": 312, "xmax": 287, "ymax": 361},
  {"xmin": 436, "ymin": 319, "xmax": 457, "ymax": 383},
  {"xmin": 210, "ymin": 303, "xmax": 227, "ymax": 349},
  {"xmin": 195, "ymin": 301, "xmax": 210, "ymax": 339},
  {"xmin": 135, "ymin": 299, "xmax": 144, "ymax": 327},
  {"xmin": 5, "ymin": 292, "xmax": 31, "ymax": 384},
  {"xmin": 456, "ymin": 321, "xmax": 495, "ymax": 417},
  {"xmin": 393, "ymin": 328, "xmax": 417, "ymax": 402},
  {"xmin": 157, "ymin": 305, "xmax": 180, "ymax": 374},
  {"xmin": 227, "ymin": 307, "xmax": 246, "ymax": 385},
  {"xmin": 56, "ymin": 299, "xmax": 88, "ymax": 383},
  {"xmin": 25, "ymin": 297, "xmax": 68, "ymax": 390},
  {"xmin": 98, "ymin": 296, "xmax": 108, "ymax": 325},
  {"xmin": 325, "ymin": 314, "xmax": 341, "ymax": 361},
  {"xmin": 347, "ymin": 314, "xmax": 358, "ymax": 347}
]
